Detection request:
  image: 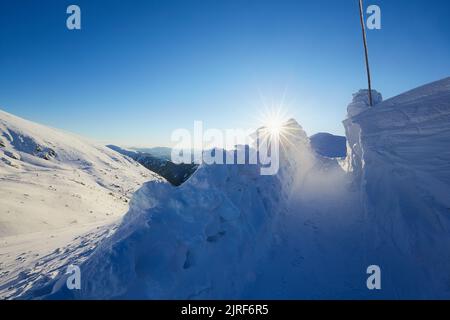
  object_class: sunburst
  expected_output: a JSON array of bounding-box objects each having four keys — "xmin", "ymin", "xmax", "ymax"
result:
[{"xmin": 256, "ymin": 104, "xmax": 301, "ymax": 153}]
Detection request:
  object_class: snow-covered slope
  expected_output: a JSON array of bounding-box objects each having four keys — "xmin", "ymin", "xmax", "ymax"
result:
[
  {"xmin": 0, "ymin": 109, "xmax": 163, "ymax": 236},
  {"xmin": 0, "ymin": 109, "xmax": 164, "ymax": 298}
]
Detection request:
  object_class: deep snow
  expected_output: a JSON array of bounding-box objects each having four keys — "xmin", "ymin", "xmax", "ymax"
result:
[
  {"xmin": 2, "ymin": 77, "xmax": 450, "ymax": 299},
  {"xmin": 19, "ymin": 112, "xmax": 366, "ymax": 299},
  {"xmin": 350, "ymin": 77, "xmax": 450, "ymax": 298}
]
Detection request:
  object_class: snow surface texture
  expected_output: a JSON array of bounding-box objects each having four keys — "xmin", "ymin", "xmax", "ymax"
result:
[
  {"xmin": 351, "ymin": 78, "xmax": 450, "ymax": 298},
  {"xmin": 0, "ymin": 110, "xmax": 163, "ymax": 298},
  {"xmin": 3, "ymin": 77, "xmax": 450, "ymax": 299}
]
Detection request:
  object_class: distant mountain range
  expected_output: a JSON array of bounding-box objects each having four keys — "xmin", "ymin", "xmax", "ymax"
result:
[
  {"xmin": 128, "ymin": 146, "xmax": 172, "ymax": 161},
  {"xmin": 128, "ymin": 134, "xmax": 348, "ymax": 164},
  {"xmin": 107, "ymin": 145, "xmax": 198, "ymax": 186}
]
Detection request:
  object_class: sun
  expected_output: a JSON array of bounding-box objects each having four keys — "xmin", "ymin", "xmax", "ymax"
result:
[
  {"xmin": 255, "ymin": 104, "xmax": 302, "ymax": 153},
  {"xmin": 265, "ymin": 117, "xmax": 283, "ymax": 136},
  {"xmin": 248, "ymin": 92, "xmax": 302, "ymax": 152},
  {"xmin": 259, "ymin": 107, "xmax": 289, "ymax": 139}
]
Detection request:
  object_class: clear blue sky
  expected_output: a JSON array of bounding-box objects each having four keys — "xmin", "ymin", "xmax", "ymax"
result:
[{"xmin": 1, "ymin": 0, "xmax": 449, "ymax": 147}]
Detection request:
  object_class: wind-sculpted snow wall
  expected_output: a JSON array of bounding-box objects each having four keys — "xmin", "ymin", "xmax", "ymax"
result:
[
  {"xmin": 38, "ymin": 120, "xmax": 318, "ymax": 299},
  {"xmin": 345, "ymin": 77, "xmax": 450, "ymax": 298},
  {"xmin": 342, "ymin": 89, "xmax": 382, "ymax": 180}
]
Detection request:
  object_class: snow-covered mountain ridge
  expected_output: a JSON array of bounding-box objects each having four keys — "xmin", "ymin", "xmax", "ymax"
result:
[{"xmin": 0, "ymin": 109, "xmax": 163, "ymax": 236}]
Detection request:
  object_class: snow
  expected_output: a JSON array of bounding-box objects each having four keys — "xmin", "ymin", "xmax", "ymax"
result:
[
  {"xmin": 350, "ymin": 77, "xmax": 450, "ymax": 298},
  {"xmin": 309, "ymin": 132, "xmax": 347, "ymax": 158},
  {"xmin": 0, "ymin": 221, "xmax": 118, "ymax": 299},
  {"xmin": 24, "ymin": 118, "xmax": 367, "ymax": 299},
  {"xmin": 0, "ymin": 109, "xmax": 164, "ymax": 298},
  {"xmin": 2, "ymin": 76, "xmax": 450, "ymax": 299}
]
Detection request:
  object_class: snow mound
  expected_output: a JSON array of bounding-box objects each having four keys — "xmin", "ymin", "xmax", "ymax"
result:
[
  {"xmin": 30, "ymin": 120, "xmax": 366, "ymax": 299},
  {"xmin": 347, "ymin": 89, "xmax": 383, "ymax": 117},
  {"xmin": 30, "ymin": 121, "xmax": 338, "ymax": 299},
  {"xmin": 345, "ymin": 77, "xmax": 450, "ymax": 298}
]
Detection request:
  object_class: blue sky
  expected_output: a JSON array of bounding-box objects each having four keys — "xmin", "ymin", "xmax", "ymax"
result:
[{"xmin": 1, "ymin": 0, "xmax": 449, "ymax": 147}]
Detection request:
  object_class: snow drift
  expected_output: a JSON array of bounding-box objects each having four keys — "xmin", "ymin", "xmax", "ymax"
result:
[
  {"xmin": 33, "ymin": 118, "xmax": 365, "ymax": 299},
  {"xmin": 347, "ymin": 77, "xmax": 450, "ymax": 298}
]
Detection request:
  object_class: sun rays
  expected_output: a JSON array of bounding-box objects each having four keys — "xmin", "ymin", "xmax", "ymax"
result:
[{"xmin": 256, "ymin": 103, "xmax": 302, "ymax": 154}]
